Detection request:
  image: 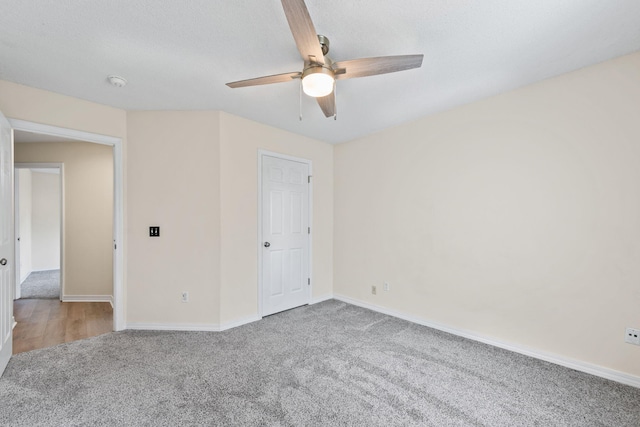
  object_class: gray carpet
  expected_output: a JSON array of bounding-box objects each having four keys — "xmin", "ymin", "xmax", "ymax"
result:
[
  {"xmin": 1, "ymin": 300, "xmax": 638, "ymax": 426},
  {"xmin": 20, "ymin": 270, "xmax": 60, "ymax": 299}
]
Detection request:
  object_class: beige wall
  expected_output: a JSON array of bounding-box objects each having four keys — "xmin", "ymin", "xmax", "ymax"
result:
[
  {"xmin": 30, "ymin": 171, "xmax": 60, "ymax": 271},
  {"xmin": 125, "ymin": 111, "xmax": 334, "ymax": 327},
  {"xmin": 17, "ymin": 169, "xmax": 32, "ymax": 282},
  {"xmin": 126, "ymin": 111, "xmax": 221, "ymax": 325},
  {"xmin": 334, "ymin": 52, "xmax": 640, "ymax": 376},
  {"xmin": 0, "ymin": 80, "xmax": 127, "ymax": 139},
  {"xmin": 15, "ymin": 142, "xmax": 113, "ymax": 297},
  {"xmin": 219, "ymin": 112, "xmax": 334, "ymax": 325}
]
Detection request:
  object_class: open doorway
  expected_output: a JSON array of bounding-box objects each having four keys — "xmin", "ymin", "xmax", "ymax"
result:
[
  {"xmin": 14, "ymin": 164, "xmax": 63, "ymax": 300},
  {"xmin": 8, "ymin": 119, "xmax": 124, "ymax": 332},
  {"xmin": 11, "ymin": 129, "xmax": 116, "ymax": 353}
]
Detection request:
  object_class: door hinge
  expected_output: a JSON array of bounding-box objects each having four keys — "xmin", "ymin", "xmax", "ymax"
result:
[
  {"xmin": 308, "ymin": 227, "xmax": 310, "ymax": 234},
  {"xmin": 308, "ymin": 175, "xmax": 312, "ymax": 183},
  {"xmin": 308, "ymin": 278, "xmax": 311, "ymax": 285}
]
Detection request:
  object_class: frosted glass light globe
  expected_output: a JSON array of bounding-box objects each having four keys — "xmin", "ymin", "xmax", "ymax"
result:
[{"xmin": 302, "ymin": 67, "xmax": 334, "ymax": 97}]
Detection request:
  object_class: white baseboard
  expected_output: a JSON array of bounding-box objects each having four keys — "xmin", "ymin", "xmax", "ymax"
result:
[
  {"xmin": 219, "ymin": 315, "xmax": 262, "ymax": 331},
  {"xmin": 126, "ymin": 315, "xmax": 262, "ymax": 333},
  {"xmin": 125, "ymin": 301, "xmax": 331, "ymax": 333},
  {"xmin": 127, "ymin": 322, "xmax": 220, "ymax": 332},
  {"xmin": 62, "ymin": 295, "xmax": 113, "ymax": 306},
  {"xmin": 333, "ymin": 293, "xmax": 640, "ymax": 389},
  {"xmin": 124, "ymin": 296, "xmax": 327, "ymax": 334},
  {"xmin": 311, "ymin": 294, "xmax": 334, "ymax": 305}
]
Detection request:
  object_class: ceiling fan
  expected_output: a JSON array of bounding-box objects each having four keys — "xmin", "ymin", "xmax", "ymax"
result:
[{"xmin": 226, "ymin": 0, "xmax": 424, "ymax": 118}]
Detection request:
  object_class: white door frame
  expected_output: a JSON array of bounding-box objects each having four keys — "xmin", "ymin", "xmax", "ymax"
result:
[
  {"xmin": 0, "ymin": 111, "xmax": 13, "ymax": 374},
  {"xmin": 13, "ymin": 170, "xmax": 21, "ymax": 300},
  {"xmin": 9, "ymin": 119, "xmax": 125, "ymax": 331},
  {"xmin": 14, "ymin": 163, "xmax": 64, "ymax": 301},
  {"xmin": 257, "ymin": 149, "xmax": 313, "ymax": 317}
]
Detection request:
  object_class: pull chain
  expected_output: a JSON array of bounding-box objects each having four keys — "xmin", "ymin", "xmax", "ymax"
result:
[
  {"xmin": 334, "ymin": 81, "xmax": 337, "ymax": 120},
  {"xmin": 299, "ymin": 79, "xmax": 303, "ymax": 121}
]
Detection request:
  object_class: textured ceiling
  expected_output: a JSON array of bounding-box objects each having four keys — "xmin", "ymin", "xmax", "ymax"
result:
[{"xmin": 1, "ymin": 1, "xmax": 639, "ymax": 144}]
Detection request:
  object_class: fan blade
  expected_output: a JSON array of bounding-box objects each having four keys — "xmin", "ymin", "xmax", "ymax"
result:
[
  {"xmin": 316, "ymin": 91, "xmax": 336, "ymax": 118},
  {"xmin": 226, "ymin": 72, "xmax": 301, "ymax": 88},
  {"xmin": 281, "ymin": 0, "xmax": 325, "ymax": 65},
  {"xmin": 334, "ymin": 54, "xmax": 423, "ymax": 80}
]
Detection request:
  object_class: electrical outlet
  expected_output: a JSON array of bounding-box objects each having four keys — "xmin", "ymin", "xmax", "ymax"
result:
[
  {"xmin": 149, "ymin": 226, "xmax": 160, "ymax": 237},
  {"xmin": 371, "ymin": 285, "xmax": 377, "ymax": 295},
  {"xmin": 625, "ymin": 327, "xmax": 640, "ymax": 345},
  {"xmin": 181, "ymin": 292, "xmax": 189, "ymax": 303},
  {"xmin": 383, "ymin": 282, "xmax": 390, "ymax": 292}
]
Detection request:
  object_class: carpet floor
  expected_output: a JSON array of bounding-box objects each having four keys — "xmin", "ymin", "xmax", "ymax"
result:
[
  {"xmin": 20, "ymin": 270, "xmax": 60, "ymax": 299},
  {"xmin": 0, "ymin": 300, "xmax": 638, "ymax": 426}
]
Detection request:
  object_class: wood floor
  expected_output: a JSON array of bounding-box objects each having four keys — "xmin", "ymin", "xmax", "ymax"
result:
[{"xmin": 13, "ymin": 299, "xmax": 113, "ymax": 354}]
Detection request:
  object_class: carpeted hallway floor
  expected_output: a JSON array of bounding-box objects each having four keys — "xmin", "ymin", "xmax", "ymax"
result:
[
  {"xmin": 20, "ymin": 270, "xmax": 60, "ymax": 299},
  {"xmin": 0, "ymin": 300, "xmax": 638, "ymax": 426}
]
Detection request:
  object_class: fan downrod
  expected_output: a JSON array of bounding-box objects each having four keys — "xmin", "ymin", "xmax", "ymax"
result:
[{"xmin": 317, "ymin": 34, "xmax": 330, "ymax": 56}]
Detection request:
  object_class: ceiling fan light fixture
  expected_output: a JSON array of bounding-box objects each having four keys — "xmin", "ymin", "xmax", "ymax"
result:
[
  {"xmin": 225, "ymin": 0, "xmax": 424, "ymax": 118},
  {"xmin": 301, "ymin": 65, "xmax": 334, "ymax": 97}
]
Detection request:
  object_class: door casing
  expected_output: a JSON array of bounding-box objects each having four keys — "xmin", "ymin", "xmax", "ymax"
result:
[{"xmin": 8, "ymin": 119, "xmax": 125, "ymax": 331}]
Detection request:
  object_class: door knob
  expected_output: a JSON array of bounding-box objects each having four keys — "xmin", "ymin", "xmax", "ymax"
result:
[
  {"xmin": 264, "ymin": 242, "xmax": 271, "ymax": 248},
  {"xmin": 0, "ymin": 258, "xmax": 7, "ymax": 266}
]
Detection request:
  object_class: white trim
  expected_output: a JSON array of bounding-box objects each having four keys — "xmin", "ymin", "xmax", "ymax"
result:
[
  {"xmin": 127, "ymin": 322, "xmax": 220, "ymax": 332},
  {"xmin": 13, "ymin": 170, "xmax": 22, "ymax": 299},
  {"xmin": 333, "ymin": 294, "xmax": 640, "ymax": 389},
  {"xmin": 257, "ymin": 149, "xmax": 313, "ymax": 318},
  {"xmin": 310, "ymin": 294, "xmax": 333, "ymax": 305},
  {"xmin": 112, "ymin": 139, "xmax": 124, "ymax": 330},
  {"xmin": 127, "ymin": 314, "xmax": 262, "ymax": 332},
  {"xmin": 62, "ymin": 295, "xmax": 113, "ymax": 305},
  {"xmin": 14, "ymin": 163, "xmax": 64, "ymax": 300},
  {"xmin": 219, "ymin": 314, "xmax": 262, "ymax": 331},
  {"xmin": 9, "ymin": 119, "xmax": 125, "ymax": 331},
  {"xmin": 10, "ymin": 119, "xmax": 120, "ymax": 146}
]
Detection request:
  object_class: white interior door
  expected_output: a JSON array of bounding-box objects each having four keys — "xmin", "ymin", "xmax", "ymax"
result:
[
  {"xmin": 261, "ymin": 154, "xmax": 310, "ymax": 316},
  {"xmin": 0, "ymin": 111, "xmax": 14, "ymax": 375}
]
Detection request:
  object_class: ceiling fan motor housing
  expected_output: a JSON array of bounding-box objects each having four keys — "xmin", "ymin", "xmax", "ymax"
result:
[{"xmin": 317, "ymin": 34, "xmax": 330, "ymax": 56}]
